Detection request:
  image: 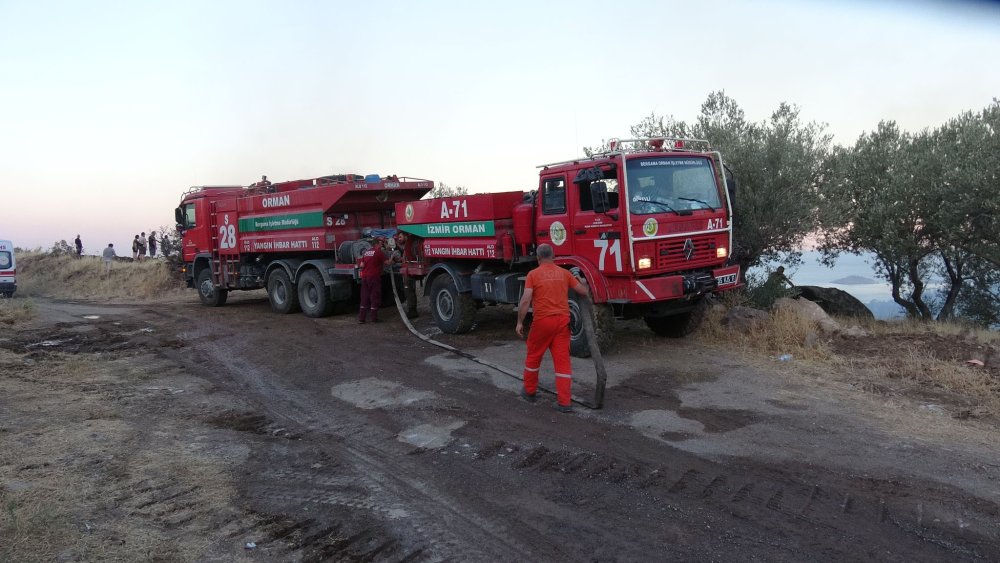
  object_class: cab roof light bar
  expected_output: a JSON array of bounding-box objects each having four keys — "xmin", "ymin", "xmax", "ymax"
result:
[{"xmin": 538, "ymin": 137, "xmax": 713, "ymax": 169}]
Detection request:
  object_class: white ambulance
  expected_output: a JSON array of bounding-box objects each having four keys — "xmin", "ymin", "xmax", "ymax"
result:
[{"xmin": 0, "ymin": 240, "xmax": 16, "ymax": 297}]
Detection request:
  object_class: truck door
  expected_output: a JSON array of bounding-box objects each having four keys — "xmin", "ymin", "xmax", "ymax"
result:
[
  {"xmin": 572, "ymin": 178, "xmax": 624, "ymax": 276},
  {"xmin": 534, "ymin": 175, "xmax": 573, "ymax": 256}
]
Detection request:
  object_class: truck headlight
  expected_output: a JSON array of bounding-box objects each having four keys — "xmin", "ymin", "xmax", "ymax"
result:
[
  {"xmin": 716, "ymin": 247, "xmax": 728, "ymax": 259},
  {"xmin": 638, "ymin": 257, "xmax": 652, "ymax": 270}
]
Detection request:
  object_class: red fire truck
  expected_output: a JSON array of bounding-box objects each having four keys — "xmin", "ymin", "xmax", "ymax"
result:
[
  {"xmin": 175, "ymin": 138, "xmax": 740, "ymax": 356},
  {"xmin": 174, "ymin": 174, "xmax": 435, "ymax": 316},
  {"xmin": 395, "ymin": 138, "xmax": 740, "ymax": 355}
]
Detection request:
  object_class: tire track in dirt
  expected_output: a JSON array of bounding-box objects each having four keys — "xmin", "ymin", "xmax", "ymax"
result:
[
  {"xmin": 466, "ymin": 437, "xmax": 999, "ymax": 560},
  {"xmin": 146, "ymin": 303, "xmax": 1000, "ymax": 561},
  {"xmin": 163, "ymin": 329, "xmax": 556, "ymax": 562}
]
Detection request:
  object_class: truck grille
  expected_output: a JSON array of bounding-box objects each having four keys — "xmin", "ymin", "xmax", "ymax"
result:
[{"xmin": 654, "ymin": 235, "xmax": 718, "ymax": 271}]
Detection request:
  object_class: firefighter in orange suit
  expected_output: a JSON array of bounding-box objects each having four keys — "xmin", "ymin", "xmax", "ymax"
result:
[{"xmin": 515, "ymin": 243, "xmax": 590, "ymax": 412}]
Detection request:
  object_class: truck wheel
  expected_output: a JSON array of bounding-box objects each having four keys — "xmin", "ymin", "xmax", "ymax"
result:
[
  {"xmin": 644, "ymin": 298, "xmax": 708, "ymax": 338},
  {"xmin": 569, "ymin": 293, "xmax": 614, "ymax": 358},
  {"xmin": 197, "ymin": 268, "xmax": 227, "ymax": 307},
  {"xmin": 298, "ymin": 269, "xmax": 333, "ymax": 318},
  {"xmin": 267, "ymin": 269, "xmax": 300, "ymax": 314},
  {"xmin": 430, "ymin": 275, "xmax": 476, "ymax": 334}
]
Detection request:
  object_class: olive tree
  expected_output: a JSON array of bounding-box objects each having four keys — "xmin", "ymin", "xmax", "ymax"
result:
[
  {"xmin": 926, "ymin": 103, "xmax": 1000, "ymax": 320},
  {"xmin": 424, "ymin": 182, "xmax": 468, "ymax": 199},
  {"xmin": 696, "ymin": 93, "xmax": 831, "ymax": 275},
  {"xmin": 819, "ymin": 122, "xmax": 937, "ymax": 319}
]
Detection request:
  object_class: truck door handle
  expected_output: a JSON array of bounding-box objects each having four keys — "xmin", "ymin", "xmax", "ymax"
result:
[
  {"xmin": 574, "ymin": 229, "xmax": 586, "ymax": 235},
  {"xmin": 537, "ymin": 231, "xmax": 548, "ymax": 237}
]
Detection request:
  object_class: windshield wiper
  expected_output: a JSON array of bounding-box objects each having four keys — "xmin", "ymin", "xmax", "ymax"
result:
[
  {"xmin": 677, "ymin": 197, "xmax": 715, "ymax": 210},
  {"xmin": 637, "ymin": 199, "xmax": 692, "ymax": 216}
]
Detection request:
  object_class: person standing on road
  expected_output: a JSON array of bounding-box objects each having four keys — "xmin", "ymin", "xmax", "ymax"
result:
[
  {"xmin": 357, "ymin": 237, "xmax": 389, "ymax": 324},
  {"xmin": 102, "ymin": 243, "xmax": 116, "ymax": 278},
  {"xmin": 74, "ymin": 235, "xmax": 83, "ymax": 257},
  {"xmin": 148, "ymin": 231, "xmax": 157, "ymax": 258},
  {"xmin": 516, "ymin": 243, "xmax": 590, "ymax": 413}
]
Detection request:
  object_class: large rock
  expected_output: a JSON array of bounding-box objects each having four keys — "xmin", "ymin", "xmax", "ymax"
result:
[
  {"xmin": 796, "ymin": 285, "xmax": 874, "ymax": 320},
  {"xmin": 773, "ymin": 297, "xmax": 841, "ymax": 334},
  {"xmin": 722, "ymin": 306, "xmax": 769, "ymax": 332}
]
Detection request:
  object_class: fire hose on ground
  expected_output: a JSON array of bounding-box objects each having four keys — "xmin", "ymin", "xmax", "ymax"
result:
[{"xmin": 389, "ymin": 272, "xmax": 608, "ymax": 409}]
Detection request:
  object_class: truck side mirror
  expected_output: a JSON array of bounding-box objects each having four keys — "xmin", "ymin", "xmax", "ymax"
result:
[
  {"xmin": 174, "ymin": 207, "xmax": 186, "ymax": 233},
  {"xmin": 723, "ymin": 165, "xmax": 737, "ymax": 206},
  {"xmin": 591, "ymin": 181, "xmax": 610, "ymax": 214}
]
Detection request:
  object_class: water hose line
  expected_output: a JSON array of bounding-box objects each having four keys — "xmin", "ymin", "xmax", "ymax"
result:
[{"xmin": 389, "ymin": 272, "xmax": 605, "ymax": 409}]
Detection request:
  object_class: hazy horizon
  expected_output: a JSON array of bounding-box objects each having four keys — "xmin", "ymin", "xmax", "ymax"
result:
[{"xmin": 4, "ymin": 0, "xmax": 999, "ymax": 252}]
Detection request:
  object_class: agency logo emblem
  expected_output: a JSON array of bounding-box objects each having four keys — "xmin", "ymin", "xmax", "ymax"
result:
[
  {"xmin": 549, "ymin": 221, "xmax": 567, "ymax": 246},
  {"xmin": 642, "ymin": 218, "xmax": 658, "ymax": 237},
  {"xmin": 404, "ymin": 204, "xmax": 414, "ymax": 222}
]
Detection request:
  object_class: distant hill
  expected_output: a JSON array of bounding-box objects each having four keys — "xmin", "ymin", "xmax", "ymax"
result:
[{"xmin": 831, "ymin": 275, "xmax": 877, "ymax": 285}]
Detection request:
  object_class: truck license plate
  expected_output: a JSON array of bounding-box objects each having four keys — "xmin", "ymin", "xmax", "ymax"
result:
[{"xmin": 715, "ymin": 273, "xmax": 737, "ymax": 286}]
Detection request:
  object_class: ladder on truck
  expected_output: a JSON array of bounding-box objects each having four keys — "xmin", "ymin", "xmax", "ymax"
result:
[{"xmin": 208, "ymin": 201, "xmax": 231, "ymax": 288}]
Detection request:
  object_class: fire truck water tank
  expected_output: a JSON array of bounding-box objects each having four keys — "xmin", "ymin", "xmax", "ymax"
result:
[
  {"xmin": 501, "ymin": 233, "xmax": 514, "ymax": 261},
  {"xmin": 512, "ymin": 203, "xmax": 534, "ymax": 246}
]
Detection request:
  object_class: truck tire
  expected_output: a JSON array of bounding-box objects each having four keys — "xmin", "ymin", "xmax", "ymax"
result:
[
  {"xmin": 429, "ymin": 274, "xmax": 476, "ymax": 334},
  {"xmin": 196, "ymin": 268, "xmax": 227, "ymax": 307},
  {"xmin": 644, "ymin": 298, "xmax": 708, "ymax": 338},
  {"xmin": 298, "ymin": 269, "xmax": 333, "ymax": 318},
  {"xmin": 267, "ymin": 269, "xmax": 300, "ymax": 314},
  {"xmin": 569, "ymin": 292, "xmax": 613, "ymax": 358}
]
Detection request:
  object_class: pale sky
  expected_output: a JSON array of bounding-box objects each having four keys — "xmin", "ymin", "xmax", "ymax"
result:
[{"xmin": 2, "ymin": 0, "xmax": 998, "ymax": 252}]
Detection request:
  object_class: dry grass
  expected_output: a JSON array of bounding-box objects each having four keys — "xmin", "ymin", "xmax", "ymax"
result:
[
  {"xmin": 698, "ymin": 302, "xmax": 1000, "ymax": 417},
  {"xmin": 14, "ymin": 251, "xmax": 184, "ymax": 301},
  {"xmin": 697, "ymin": 304, "xmax": 832, "ymax": 362},
  {"xmin": 1, "ymin": 347, "xmax": 242, "ymax": 562},
  {"xmin": 0, "ymin": 298, "xmax": 34, "ymax": 325},
  {"xmin": 1, "ymin": 489, "xmax": 75, "ymax": 562},
  {"xmin": 862, "ymin": 315, "xmax": 1000, "ymax": 346}
]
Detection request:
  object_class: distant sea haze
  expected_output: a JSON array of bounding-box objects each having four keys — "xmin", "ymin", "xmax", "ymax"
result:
[{"xmin": 757, "ymin": 251, "xmax": 907, "ymax": 320}]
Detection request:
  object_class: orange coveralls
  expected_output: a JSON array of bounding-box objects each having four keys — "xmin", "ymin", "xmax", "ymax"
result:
[{"xmin": 522, "ymin": 263, "xmax": 580, "ymax": 407}]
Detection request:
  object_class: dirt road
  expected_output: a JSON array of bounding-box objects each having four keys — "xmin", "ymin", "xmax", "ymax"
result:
[{"xmin": 2, "ymin": 295, "xmax": 999, "ymax": 561}]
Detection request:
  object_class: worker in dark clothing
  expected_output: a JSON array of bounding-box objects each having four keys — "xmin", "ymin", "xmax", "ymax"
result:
[
  {"xmin": 148, "ymin": 231, "xmax": 157, "ymax": 258},
  {"xmin": 357, "ymin": 237, "xmax": 390, "ymax": 323},
  {"xmin": 516, "ymin": 243, "xmax": 590, "ymax": 413},
  {"xmin": 768, "ymin": 266, "xmax": 794, "ymax": 288},
  {"xmin": 74, "ymin": 235, "xmax": 83, "ymax": 257}
]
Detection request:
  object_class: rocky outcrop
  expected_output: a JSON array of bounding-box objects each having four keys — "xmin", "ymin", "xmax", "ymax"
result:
[
  {"xmin": 722, "ymin": 306, "xmax": 770, "ymax": 332},
  {"xmin": 773, "ymin": 297, "xmax": 842, "ymax": 334},
  {"xmin": 796, "ymin": 286, "xmax": 874, "ymax": 320}
]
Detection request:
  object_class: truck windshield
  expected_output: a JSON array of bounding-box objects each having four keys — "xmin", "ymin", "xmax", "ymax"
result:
[{"xmin": 625, "ymin": 156, "xmax": 721, "ymax": 215}]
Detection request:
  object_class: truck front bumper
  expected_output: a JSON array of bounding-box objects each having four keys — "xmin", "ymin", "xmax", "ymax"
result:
[{"xmin": 627, "ymin": 264, "xmax": 740, "ymax": 303}]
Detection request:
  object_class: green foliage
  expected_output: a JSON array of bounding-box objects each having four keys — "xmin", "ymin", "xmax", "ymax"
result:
[
  {"xmin": 820, "ymin": 101, "xmax": 1000, "ymax": 325},
  {"xmin": 156, "ymin": 225, "xmax": 182, "ymax": 261},
  {"xmin": 49, "ymin": 240, "xmax": 75, "ymax": 256},
  {"xmin": 699, "ymin": 94, "xmax": 832, "ymax": 273},
  {"xmin": 424, "ymin": 182, "xmax": 468, "ymax": 199},
  {"xmin": 742, "ymin": 270, "xmax": 798, "ymax": 310},
  {"xmin": 955, "ymin": 265, "xmax": 1000, "ymax": 327}
]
